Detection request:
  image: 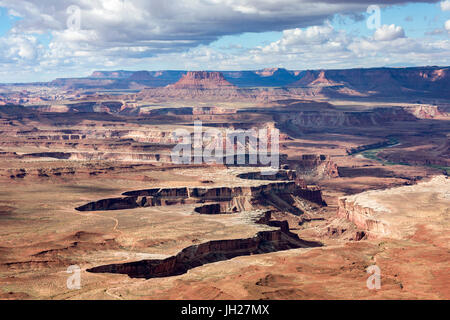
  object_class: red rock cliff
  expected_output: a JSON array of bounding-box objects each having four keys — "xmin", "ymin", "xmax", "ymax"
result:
[{"xmin": 167, "ymin": 71, "xmax": 236, "ymax": 89}]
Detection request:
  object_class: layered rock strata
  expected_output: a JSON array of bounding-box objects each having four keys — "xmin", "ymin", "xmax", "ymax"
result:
[
  {"xmin": 86, "ymin": 210, "xmax": 322, "ymax": 279},
  {"xmin": 76, "ymin": 179, "xmax": 325, "ymax": 212}
]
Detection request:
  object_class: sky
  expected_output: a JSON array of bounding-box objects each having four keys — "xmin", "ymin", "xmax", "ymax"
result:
[{"xmin": 0, "ymin": 0, "xmax": 449, "ymax": 83}]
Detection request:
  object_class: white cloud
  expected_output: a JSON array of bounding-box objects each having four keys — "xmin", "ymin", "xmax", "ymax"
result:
[
  {"xmin": 373, "ymin": 24, "xmax": 405, "ymax": 41},
  {"xmin": 0, "ymin": 34, "xmax": 42, "ymax": 62},
  {"xmin": 446, "ymin": 20, "xmax": 450, "ymax": 32},
  {"xmin": 0, "ymin": 0, "xmax": 448, "ymax": 82},
  {"xmin": 441, "ymin": 0, "xmax": 450, "ymax": 11},
  {"xmin": 0, "ymin": 0, "xmax": 434, "ymax": 59},
  {"xmin": 282, "ymin": 24, "xmax": 335, "ymax": 45},
  {"xmin": 249, "ymin": 22, "xmax": 449, "ymax": 71},
  {"xmin": 259, "ymin": 24, "xmax": 344, "ymax": 55}
]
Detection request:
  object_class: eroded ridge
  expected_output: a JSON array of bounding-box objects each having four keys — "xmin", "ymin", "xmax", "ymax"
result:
[
  {"xmin": 75, "ymin": 170, "xmax": 326, "ymax": 212},
  {"xmin": 86, "ymin": 211, "xmax": 322, "ymax": 279},
  {"xmin": 83, "ymin": 169, "xmax": 325, "ymax": 279},
  {"xmin": 338, "ymin": 175, "xmax": 450, "ymax": 239}
]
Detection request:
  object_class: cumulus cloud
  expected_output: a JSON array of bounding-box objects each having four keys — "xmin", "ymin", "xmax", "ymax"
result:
[
  {"xmin": 254, "ymin": 20, "xmax": 449, "ymax": 72},
  {"xmin": 446, "ymin": 20, "xmax": 450, "ymax": 31},
  {"xmin": 441, "ymin": 0, "xmax": 450, "ymax": 11},
  {"xmin": 250, "ymin": 22, "xmax": 449, "ymax": 70},
  {"xmin": 260, "ymin": 24, "xmax": 337, "ymax": 55},
  {"xmin": 0, "ymin": 1, "xmax": 439, "ymax": 56},
  {"xmin": 0, "ymin": 34, "xmax": 42, "ymax": 62},
  {"xmin": 373, "ymin": 24, "xmax": 406, "ymax": 41},
  {"xmin": 0, "ymin": 0, "xmax": 446, "ymax": 81},
  {"xmin": 259, "ymin": 24, "xmax": 347, "ymax": 55}
]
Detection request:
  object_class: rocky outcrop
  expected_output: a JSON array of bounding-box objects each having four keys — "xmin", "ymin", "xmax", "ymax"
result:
[
  {"xmin": 285, "ymin": 155, "xmax": 339, "ymax": 179},
  {"xmin": 11, "ymin": 127, "xmax": 177, "ymax": 144},
  {"xmin": 86, "ymin": 210, "xmax": 322, "ymax": 279},
  {"xmin": 293, "ymin": 186, "xmax": 326, "ymax": 206},
  {"xmin": 86, "ymin": 230, "xmax": 315, "ymax": 279},
  {"xmin": 290, "ymin": 70, "xmax": 343, "ymax": 88},
  {"xmin": 124, "ymin": 182, "xmax": 303, "ymax": 199},
  {"xmin": 76, "ymin": 170, "xmax": 326, "ymax": 212},
  {"xmin": 10, "ymin": 151, "xmax": 172, "ymax": 162},
  {"xmin": 338, "ymin": 175, "xmax": 449, "ymax": 240},
  {"xmin": 194, "ymin": 203, "xmax": 225, "ymax": 214},
  {"xmin": 346, "ymin": 138, "xmax": 398, "ymax": 155},
  {"xmin": 76, "ymin": 196, "xmax": 140, "ymax": 211},
  {"xmin": 403, "ymin": 105, "xmax": 447, "ymax": 119},
  {"xmin": 21, "ymin": 152, "xmax": 72, "ymax": 160},
  {"xmin": 75, "ymin": 193, "xmax": 199, "ymax": 211},
  {"xmin": 276, "ymin": 107, "xmax": 417, "ymax": 129},
  {"xmin": 192, "ymin": 106, "xmax": 237, "ymax": 115},
  {"xmin": 30, "ymin": 101, "xmax": 124, "ymax": 113},
  {"xmin": 288, "ymin": 66, "xmax": 450, "ymax": 99},
  {"xmin": 2, "ymin": 164, "xmax": 160, "ymax": 180},
  {"xmin": 237, "ymin": 170, "xmax": 298, "ymax": 181},
  {"xmin": 0, "ymin": 151, "xmax": 19, "ymax": 159},
  {"xmin": 76, "ymin": 182, "xmax": 308, "ymax": 211},
  {"xmin": 337, "ymin": 197, "xmax": 391, "ymax": 239},
  {"xmin": 166, "ymin": 71, "xmax": 236, "ymax": 90}
]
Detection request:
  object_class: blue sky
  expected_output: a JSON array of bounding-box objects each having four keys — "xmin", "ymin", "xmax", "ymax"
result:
[
  {"xmin": 210, "ymin": 2, "xmax": 449, "ymax": 49},
  {"xmin": 0, "ymin": 7, "xmax": 19, "ymax": 36},
  {"xmin": 336, "ymin": 3, "xmax": 447, "ymax": 37},
  {"xmin": 0, "ymin": 0, "xmax": 449, "ymax": 82},
  {"xmin": 215, "ymin": 4, "xmax": 439, "ymax": 41}
]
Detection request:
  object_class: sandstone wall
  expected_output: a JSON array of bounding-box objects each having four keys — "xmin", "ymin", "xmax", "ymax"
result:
[{"xmin": 337, "ymin": 197, "xmax": 391, "ymax": 238}]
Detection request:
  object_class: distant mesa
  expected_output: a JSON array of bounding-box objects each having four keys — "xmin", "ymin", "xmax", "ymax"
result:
[
  {"xmin": 7, "ymin": 66, "xmax": 450, "ymax": 99},
  {"xmin": 255, "ymin": 67, "xmax": 292, "ymax": 77},
  {"xmin": 166, "ymin": 71, "xmax": 236, "ymax": 90},
  {"xmin": 289, "ymin": 70, "xmax": 343, "ymax": 87},
  {"xmin": 255, "ymin": 67, "xmax": 282, "ymax": 77},
  {"xmin": 128, "ymin": 71, "xmax": 154, "ymax": 81},
  {"xmin": 90, "ymin": 70, "xmax": 135, "ymax": 79},
  {"xmin": 286, "ymin": 66, "xmax": 450, "ymax": 98},
  {"xmin": 74, "ymin": 66, "xmax": 450, "ymax": 94},
  {"xmin": 224, "ymin": 68, "xmax": 298, "ymax": 87}
]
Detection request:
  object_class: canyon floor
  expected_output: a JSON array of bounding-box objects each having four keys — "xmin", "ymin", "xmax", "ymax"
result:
[{"xmin": 0, "ymin": 93, "xmax": 449, "ymax": 300}]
